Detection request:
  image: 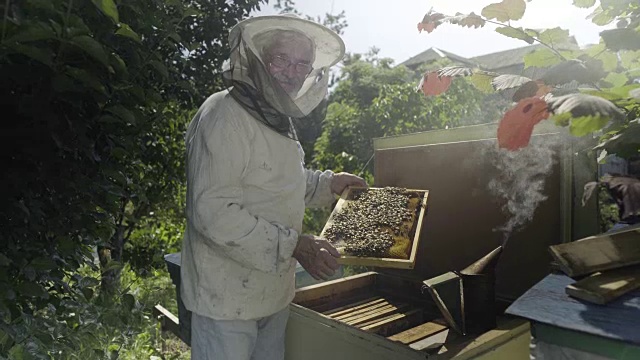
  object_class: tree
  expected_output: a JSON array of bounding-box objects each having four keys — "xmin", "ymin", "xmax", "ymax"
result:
[
  {"xmin": 0, "ymin": 0, "xmax": 264, "ymax": 357},
  {"xmin": 415, "ymin": 0, "xmax": 640, "ymax": 158}
]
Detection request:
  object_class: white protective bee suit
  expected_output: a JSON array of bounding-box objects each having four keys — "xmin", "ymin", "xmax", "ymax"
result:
[{"xmin": 180, "ymin": 15, "xmax": 345, "ymax": 360}]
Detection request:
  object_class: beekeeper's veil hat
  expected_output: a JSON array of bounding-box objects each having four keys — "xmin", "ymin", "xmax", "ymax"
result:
[{"xmin": 222, "ymin": 15, "xmax": 345, "ymax": 136}]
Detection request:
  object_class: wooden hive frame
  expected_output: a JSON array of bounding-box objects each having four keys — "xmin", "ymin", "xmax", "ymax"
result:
[{"xmin": 320, "ymin": 186, "xmax": 429, "ymax": 269}]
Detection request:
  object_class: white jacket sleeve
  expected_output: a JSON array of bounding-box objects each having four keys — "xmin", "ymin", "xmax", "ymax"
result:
[
  {"xmin": 189, "ymin": 104, "xmax": 298, "ymax": 274},
  {"xmin": 304, "ymin": 168, "xmax": 335, "ymax": 208}
]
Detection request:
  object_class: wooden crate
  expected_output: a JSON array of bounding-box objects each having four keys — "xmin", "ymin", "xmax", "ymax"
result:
[
  {"xmin": 287, "ymin": 272, "xmax": 530, "ymax": 360},
  {"xmin": 320, "ymin": 187, "xmax": 429, "ymax": 269}
]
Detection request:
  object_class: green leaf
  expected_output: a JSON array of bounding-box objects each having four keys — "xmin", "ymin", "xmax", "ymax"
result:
[
  {"xmin": 79, "ymin": 276, "xmax": 100, "ymax": 288},
  {"xmin": 66, "ymin": 15, "xmax": 91, "ymax": 37},
  {"xmin": 553, "ymin": 112, "xmax": 572, "ymax": 127},
  {"xmin": 481, "ymin": 0, "xmax": 526, "ymax": 22},
  {"xmin": 495, "ymin": 27, "xmax": 535, "ymax": 44},
  {"xmin": 538, "ymin": 27, "xmax": 571, "ymax": 47},
  {"xmin": 445, "ymin": 12, "xmax": 486, "ymax": 28},
  {"xmin": 182, "ymin": 7, "xmax": 202, "ymax": 18},
  {"xmin": 524, "ymin": 48, "xmax": 564, "ymax": 68},
  {"xmin": 6, "ymin": 43, "xmax": 53, "ymax": 67},
  {"xmin": 168, "ymin": 32, "xmax": 182, "ymax": 42},
  {"xmin": 583, "ymin": 85, "xmax": 640, "ymax": 100},
  {"xmin": 630, "ymin": 88, "xmax": 640, "ymax": 100},
  {"xmin": 601, "ymin": 28, "xmax": 640, "ymax": 51},
  {"xmin": 9, "ymin": 344, "xmax": 27, "ymax": 360},
  {"xmin": 0, "ymin": 254, "xmax": 11, "ymax": 267},
  {"xmin": 69, "ymin": 35, "xmax": 110, "ymax": 68},
  {"xmin": 25, "ymin": 0, "xmax": 54, "ymax": 11},
  {"xmin": 66, "ymin": 67, "xmax": 107, "ymax": 95},
  {"xmin": 588, "ymin": 6, "xmax": 614, "ymax": 26},
  {"xmin": 586, "ymin": 46, "xmax": 618, "ymax": 72},
  {"xmin": 5, "ymin": 22, "xmax": 55, "ymax": 43},
  {"xmin": 573, "ymin": 0, "xmax": 596, "ymax": 8},
  {"xmin": 568, "ymin": 115, "xmax": 611, "ymax": 136},
  {"xmin": 109, "ymin": 53, "xmax": 128, "ymax": 76},
  {"xmin": 149, "ymin": 60, "xmax": 169, "ymax": 78},
  {"xmin": 30, "ymin": 257, "xmax": 56, "ymax": 271},
  {"xmin": 122, "ymin": 293, "xmax": 135, "ymax": 310},
  {"xmin": 110, "ymin": 147, "xmax": 128, "ymax": 159},
  {"xmin": 81, "ymin": 288, "xmax": 94, "ymax": 300},
  {"xmin": 620, "ymin": 50, "xmax": 640, "ymax": 69},
  {"xmin": 91, "ymin": 0, "xmax": 119, "ymax": 23},
  {"xmin": 105, "ymin": 105, "xmax": 136, "ymax": 124},
  {"xmin": 115, "ymin": 23, "xmax": 141, "ymax": 43},
  {"xmin": 52, "ymin": 73, "xmax": 78, "ymax": 93},
  {"xmin": 524, "ymin": 28, "xmax": 540, "ymax": 38},
  {"xmin": 547, "ymin": 94, "xmax": 625, "ymax": 135},
  {"xmin": 604, "ymin": 72, "xmax": 628, "ymax": 88},
  {"xmin": 17, "ymin": 282, "xmax": 48, "ymax": 298},
  {"xmin": 0, "ymin": 326, "xmax": 11, "ymax": 348},
  {"xmin": 469, "ymin": 72, "xmax": 496, "ymax": 93}
]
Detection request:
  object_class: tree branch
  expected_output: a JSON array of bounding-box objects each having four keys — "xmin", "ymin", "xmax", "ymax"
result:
[{"xmin": 481, "ymin": 18, "xmax": 568, "ymax": 61}]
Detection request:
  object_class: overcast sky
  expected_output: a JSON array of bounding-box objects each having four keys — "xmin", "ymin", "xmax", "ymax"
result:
[{"xmin": 254, "ymin": 0, "xmax": 611, "ymax": 64}]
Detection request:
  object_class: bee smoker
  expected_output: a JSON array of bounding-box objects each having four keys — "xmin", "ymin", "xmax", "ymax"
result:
[
  {"xmin": 422, "ymin": 246, "xmax": 503, "ymax": 335},
  {"xmin": 459, "ymin": 246, "xmax": 503, "ymax": 334}
]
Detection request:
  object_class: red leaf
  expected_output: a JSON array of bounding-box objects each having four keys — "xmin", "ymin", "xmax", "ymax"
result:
[
  {"xmin": 417, "ymin": 72, "xmax": 452, "ymax": 96},
  {"xmin": 417, "ymin": 22, "xmax": 438, "ymax": 33},
  {"xmin": 418, "ymin": 11, "xmax": 445, "ymax": 33},
  {"xmin": 497, "ymin": 97, "xmax": 550, "ymax": 150}
]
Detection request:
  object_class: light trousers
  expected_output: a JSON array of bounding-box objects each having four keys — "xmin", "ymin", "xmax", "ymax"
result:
[{"xmin": 190, "ymin": 306, "xmax": 290, "ymax": 360}]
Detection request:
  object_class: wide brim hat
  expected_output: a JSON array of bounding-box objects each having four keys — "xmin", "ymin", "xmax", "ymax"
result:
[{"xmin": 229, "ymin": 14, "xmax": 346, "ymax": 70}]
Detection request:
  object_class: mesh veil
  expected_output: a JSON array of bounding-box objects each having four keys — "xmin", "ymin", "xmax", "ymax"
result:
[{"xmin": 221, "ymin": 15, "xmax": 345, "ymax": 138}]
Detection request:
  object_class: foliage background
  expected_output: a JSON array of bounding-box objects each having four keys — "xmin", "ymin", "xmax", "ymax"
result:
[{"xmin": 0, "ymin": 0, "xmax": 262, "ymax": 357}]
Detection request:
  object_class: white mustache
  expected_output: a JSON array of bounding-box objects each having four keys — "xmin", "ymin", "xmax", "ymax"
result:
[{"xmin": 272, "ymin": 74, "xmax": 299, "ymax": 86}]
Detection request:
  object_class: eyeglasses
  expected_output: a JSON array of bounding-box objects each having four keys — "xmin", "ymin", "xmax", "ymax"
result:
[{"xmin": 268, "ymin": 55, "xmax": 313, "ymax": 75}]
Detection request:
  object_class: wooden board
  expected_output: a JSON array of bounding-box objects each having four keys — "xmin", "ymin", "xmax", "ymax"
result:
[
  {"xmin": 388, "ymin": 320, "xmax": 448, "ymax": 344},
  {"xmin": 153, "ymin": 304, "xmax": 180, "ymax": 337},
  {"xmin": 549, "ymin": 227, "xmax": 640, "ymax": 277},
  {"xmin": 360, "ymin": 308, "xmax": 423, "ymax": 335},
  {"xmin": 324, "ymin": 297, "xmax": 383, "ymax": 316},
  {"xmin": 336, "ymin": 302, "xmax": 397, "ymax": 322},
  {"xmin": 566, "ymin": 265, "xmax": 640, "ymax": 305},
  {"xmin": 506, "ymin": 273, "xmax": 640, "ymax": 346},
  {"xmin": 319, "ymin": 187, "xmax": 429, "ymax": 270},
  {"xmin": 345, "ymin": 304, "xmax": 409, "ymax": 325},
  {"xmin": 293, "ymin": 272, "xmax": 376, "ymax": 308}
]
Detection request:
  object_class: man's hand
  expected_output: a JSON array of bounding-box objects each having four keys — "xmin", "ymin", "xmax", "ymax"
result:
[
  {"xmin": 293, "ymin": 234, "xmax": 341, "ymax": 280},
  {"xmin": 330, "ymin": 172, "xmax": 367, "ymax": 196}
]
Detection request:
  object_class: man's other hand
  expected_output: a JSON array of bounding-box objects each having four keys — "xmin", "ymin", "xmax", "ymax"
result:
[
  {"xmin": 330, "ymin": 172, "xmax": 367, "ymax": 196},
  {"xmin": 293, "ymin": 234, "xmax": 341, "ymax": 280}
]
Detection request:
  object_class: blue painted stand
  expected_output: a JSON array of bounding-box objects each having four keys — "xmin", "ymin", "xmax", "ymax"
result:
[{"xmin": 506, "ymin": 273, "xmax": 640, "ymax": 359}]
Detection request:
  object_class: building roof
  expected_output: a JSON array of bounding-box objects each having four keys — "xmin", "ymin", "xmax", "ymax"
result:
[
  {"xmin": 398, "ymin": 44, "xmax": 545, "ymax": 73},
  {"xmin": 470, "ymin": 44, "xmax": 543, "ymax": 71},
  {"xmin": 399, "ymin": 47, "xmax": 476, "ymax": 69}
]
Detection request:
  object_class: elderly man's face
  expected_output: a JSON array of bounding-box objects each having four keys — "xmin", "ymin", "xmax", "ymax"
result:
[{"xmin": 264, "ymin": 37, "xmax": 313, "ymax": 95}]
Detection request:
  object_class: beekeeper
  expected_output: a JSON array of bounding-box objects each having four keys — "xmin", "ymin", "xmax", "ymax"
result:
[{"xmin": 180, "ymin": 14, "xmax": 366, "ymax": 360}]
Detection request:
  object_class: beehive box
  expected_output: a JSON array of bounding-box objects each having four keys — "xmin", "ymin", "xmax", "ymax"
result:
[
  {"xmin": 320, "ymin": 186, "xmax": 429, "ymax": 269},
  {"xmin": 286, "ymin": 271, "xmax": 530, "ymax": 360}
]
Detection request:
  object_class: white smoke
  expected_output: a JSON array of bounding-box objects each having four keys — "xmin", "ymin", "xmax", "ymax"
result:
[{"xmin": 484, "ymin": 136, "xmax": 560, "ymax": 244}]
